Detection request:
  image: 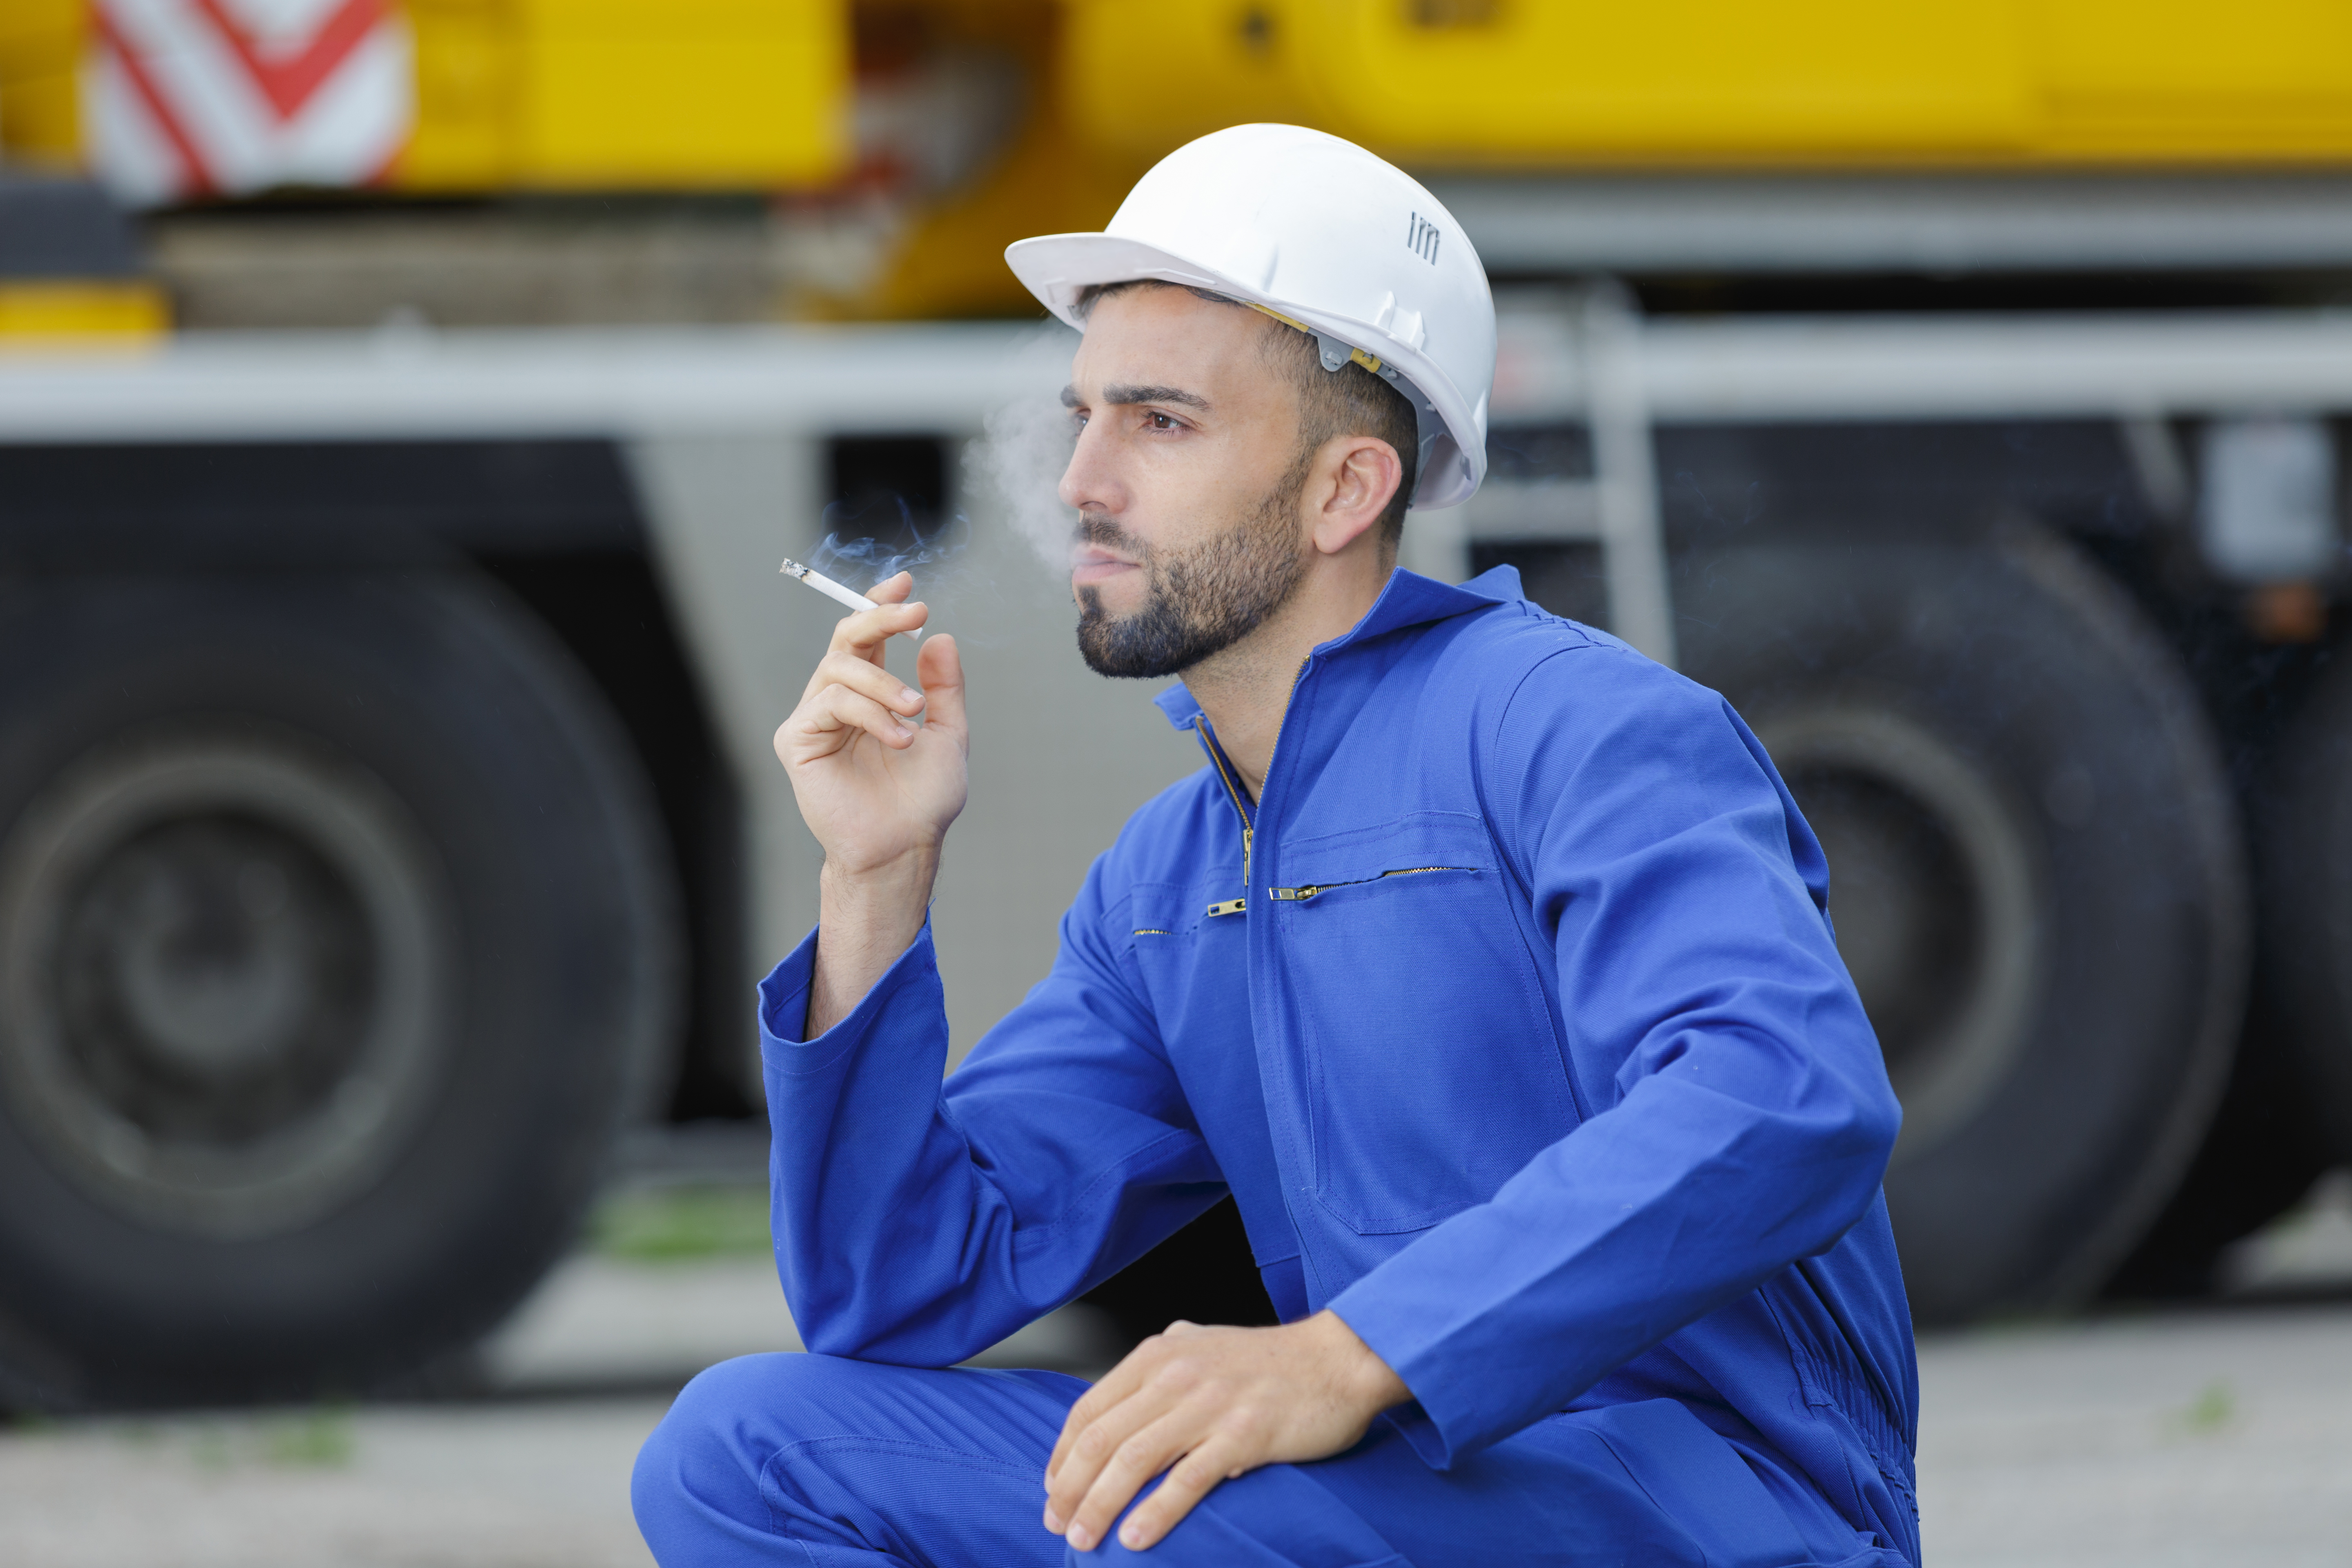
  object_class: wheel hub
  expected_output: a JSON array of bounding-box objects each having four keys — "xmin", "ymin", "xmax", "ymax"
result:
[
  {"xmin": 1760, "ymin": 706, "xmax": 2045, "ymax": 1161},
  {"xmin": 0, "ymin": 731, "xmax": 455, "ymax": 1239}
]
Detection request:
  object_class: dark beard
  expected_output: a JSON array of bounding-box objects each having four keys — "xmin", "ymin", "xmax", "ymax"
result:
[{"xmin": 1074, "ymin": 462, "xmax": 1310, "ymax": 679}]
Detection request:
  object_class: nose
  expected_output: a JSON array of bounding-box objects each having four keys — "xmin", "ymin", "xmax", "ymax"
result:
[{"xmin": 1058, "ymin": 416, "xmax": 1126, "ymax": 517}]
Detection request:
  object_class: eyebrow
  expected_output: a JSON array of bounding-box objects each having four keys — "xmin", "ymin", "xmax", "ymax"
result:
[{"xmin": 1061, "ymin": 382, "xmax": 1211, "ymax": 412}]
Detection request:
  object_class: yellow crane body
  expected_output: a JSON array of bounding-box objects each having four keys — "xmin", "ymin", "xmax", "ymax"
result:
[
  {"xmin": 1060, "ymin": 0, "xmax": 2352, "ymax": 168},
  {"xmin": 8, "ymin": 2, "xmax": 2352, "ymax": 190}
]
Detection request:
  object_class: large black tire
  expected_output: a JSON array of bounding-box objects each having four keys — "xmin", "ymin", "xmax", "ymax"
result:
[
  {"xmin": 1657, "ymin": 528, "xmax": 2249, "ymax": 1323},
  {"xmin": 2255, "ymin": 647, "xmax": 2352, "ymax": 1166},
  {"xmin": 0, "ymin": 572, "xmax": 681, "ymax": 1406}
]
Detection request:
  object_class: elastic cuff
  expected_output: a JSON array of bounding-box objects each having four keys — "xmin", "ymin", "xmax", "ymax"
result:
[
  {"xmin": 758, "ymin": 916, "xmax": 936, "ymax": 1076},
  {"xmin": 1374, "ymin": 1402, "xmax": 1451, "ymax": 1471},
  {"xmin": 756, "ymin": 925, "xmax": 824, "ymax": 1043},
  {"xmin": 1325, "ymin": 1293, "xmax": 1459, "ymax": 1470}
]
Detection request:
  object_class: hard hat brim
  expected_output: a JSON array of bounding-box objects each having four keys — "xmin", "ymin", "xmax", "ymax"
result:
[
  {"xmin": 1004, "ymin": 234, "xmax": 1235, "ymax": 332},
  {"xmin": 1004, "ymin": 231, "xmax": 1484, "ymax": 510}
]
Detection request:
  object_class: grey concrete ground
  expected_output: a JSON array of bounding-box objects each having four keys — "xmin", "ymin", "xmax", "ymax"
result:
[
  {"xmin": 0, "ymin": 1399, "xmax": 668, "ymax": 1568},
  {"xmin": 1919, "ymin": 1307, "xmax": 2352, "ymax": 1568},
  {"xmin": 5, "ymin": 1174, "xmax": 2351, "ymax": 1568},
  {"xmin": 0, "ymin": 1261, "xmax": 1116, "ymax": 1568}
]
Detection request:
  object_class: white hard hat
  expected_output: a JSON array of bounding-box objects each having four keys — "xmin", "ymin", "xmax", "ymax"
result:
[{"xmin": 1005, "ymin": 124, "xmax": 1495, "ymax": 510}]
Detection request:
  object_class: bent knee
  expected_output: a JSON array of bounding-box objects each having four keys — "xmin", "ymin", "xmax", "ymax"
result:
[
  {"xmin": 633, "ymin": 1353, "xmax": 824, "ymax": 1552},
  {"xmin": 1087, "ymin": 1465, "xmax": 1405, "ymax": 1568},
  {"xmin": 635, "ymin": 1352, "xmax": 952, "ymax": 1499}
]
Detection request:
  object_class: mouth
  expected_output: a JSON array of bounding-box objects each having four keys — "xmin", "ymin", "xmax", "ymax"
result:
[{"xmin": 1070, "ymin": 544, "xmax": 1138, "ymax": 587}]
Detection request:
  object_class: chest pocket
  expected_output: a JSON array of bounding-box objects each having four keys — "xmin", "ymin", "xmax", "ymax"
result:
[{"xmin": 1272, "ymin": 812, "xmax": 1575, "ymax": 1234}]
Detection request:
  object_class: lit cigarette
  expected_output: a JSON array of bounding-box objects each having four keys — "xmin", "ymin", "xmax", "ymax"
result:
[{"xmin": 779, "ymin": 558, "xmax": 923, "ymax": 640}]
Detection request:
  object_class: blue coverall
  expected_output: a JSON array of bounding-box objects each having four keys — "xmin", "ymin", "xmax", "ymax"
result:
[{"xmin": 635, "ymin": 566, "xmax": 1921, "ymax": 1567}]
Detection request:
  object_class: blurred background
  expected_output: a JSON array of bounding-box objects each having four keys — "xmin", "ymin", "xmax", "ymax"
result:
[{"xmin": 5, "ymin": 2, "xmax": 2352, "ymax": 1563}]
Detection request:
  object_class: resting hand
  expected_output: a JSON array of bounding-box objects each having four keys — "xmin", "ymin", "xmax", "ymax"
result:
[{"xmin": 1042, "ymin": 1311, "xmax": 1409, "ymax": 1554}]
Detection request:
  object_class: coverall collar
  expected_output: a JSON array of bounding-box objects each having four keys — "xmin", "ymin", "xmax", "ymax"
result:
[{"xmin": 1151, "ymin": 564, "xmax": 1526, "ymax": 730}]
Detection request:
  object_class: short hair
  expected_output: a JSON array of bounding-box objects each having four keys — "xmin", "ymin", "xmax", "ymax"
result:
[{"xmin": 1074, "ymin": 281, "xmax": 1419, "ymax": 551}]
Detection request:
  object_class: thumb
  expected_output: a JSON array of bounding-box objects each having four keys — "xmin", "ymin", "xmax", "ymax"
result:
[{"xmin": 915, "ymin": 634, "xmax": 967, "ymax": 748}]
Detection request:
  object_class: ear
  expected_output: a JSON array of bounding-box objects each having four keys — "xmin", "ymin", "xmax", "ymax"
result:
[{"xmin": 1307, "ymin": 435, "xmax": 1403, "ymax": 557}]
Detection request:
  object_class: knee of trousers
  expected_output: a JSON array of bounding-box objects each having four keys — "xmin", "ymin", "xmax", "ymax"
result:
[
  {"xmin": 633, "ymin": 1353, "xmax": 852, "ymax": 1556},
  {"xmin": 1083, "ymin": 1463, "xmax": 1406, "ymax": 1568}
]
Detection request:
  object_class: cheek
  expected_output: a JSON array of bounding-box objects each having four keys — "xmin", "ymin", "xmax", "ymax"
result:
[{"xmin": 1129, "ymin": 440, "xmax": 1273, "ymax": 542}]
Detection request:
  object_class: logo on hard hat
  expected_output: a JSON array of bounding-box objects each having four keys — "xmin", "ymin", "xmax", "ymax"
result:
[{"xmin": 1407, "ymin": 213, "xmax": 1441, "ymax": 265}]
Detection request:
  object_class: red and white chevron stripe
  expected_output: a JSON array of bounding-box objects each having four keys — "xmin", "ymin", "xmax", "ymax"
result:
[{"xmin": 87, "ymin": 0, "xmax": 414, "ymax": 205}]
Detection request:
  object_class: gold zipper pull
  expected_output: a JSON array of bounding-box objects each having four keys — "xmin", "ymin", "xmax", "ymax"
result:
[
  {"xmin": 1269, "ymin": 869, "xmax": 1464, "ymax": 904},
  {"xmin": 1206, "ymin": 898, "xmax": 1248, "ymax": 918}
]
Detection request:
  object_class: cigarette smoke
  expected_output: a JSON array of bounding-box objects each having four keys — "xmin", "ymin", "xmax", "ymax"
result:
[
  {"xmin": 788, "ymin": 339, "xmax": 1080, "ymax": 652},
  {"xmin": 968, "ymin": 384, "xmax": 1080, "ymax": 574},
  {"xmin": 808, "ymin": 494, "xmax": 972, "ymax": 586}
]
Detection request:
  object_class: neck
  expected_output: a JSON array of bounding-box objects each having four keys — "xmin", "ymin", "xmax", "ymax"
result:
[{"xmin": 1183, "ymin": 554, "xmax": 1392, "ymax": 798}]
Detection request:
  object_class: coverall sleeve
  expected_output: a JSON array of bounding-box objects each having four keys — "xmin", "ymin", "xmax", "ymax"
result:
[
  {"xmin": 758, "ymin": 854, "xmax": 1224, "ymax": 1365},
  {"xmin": 1326, "ymin": 648, "xmax": 1902, "ymax": 1468}
]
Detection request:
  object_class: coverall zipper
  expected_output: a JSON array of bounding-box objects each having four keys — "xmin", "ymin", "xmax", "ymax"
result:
[
  {"xmin": 1192, "ymin": 659, "xmax": 1312, "ymax": 917},
  {"xmin": 1197, "ymin": 678, "xmax": 1323, "ymax": 1301},
  {"xmin": 1193, "ymin": 715, "xmax": 1255, "ymax": 917}
]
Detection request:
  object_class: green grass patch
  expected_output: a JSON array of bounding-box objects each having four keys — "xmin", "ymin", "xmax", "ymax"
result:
[
  {"xmin": 592, "ymin": 1184, "xmax": 771, "ymax": 1264},
  {"xmin": 2169, "ymin": 1379, "xmax": 2236, "ymax": 1438},
  {"xmin": 265, "ymin": 1406, "xmax": 356, "ymax": 1468}
]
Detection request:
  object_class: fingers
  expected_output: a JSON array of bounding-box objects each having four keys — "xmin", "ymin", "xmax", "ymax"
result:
[
  {"xmin": 912, "ymin": 635, "xmax": 966, "ymax": 748},
  {"xmin": 1053, "ymin": 1396, "xmax": 1261, "ymax": 1555},
  {"xmin": 776, "ymin": 684, "xmax": 917, "ymax": 768},
  {"xmin": 1043, "ymin": 1355, "xmax": 1179, "ymax": 1544},
  {"xmin": 1118, "ymin": 1428, "xmax": 1251, "ymax": 1552},
  {"xmin": 1039, "ymin": 1316, "xmax": 1403, "ymax": 1555},
  {"xmin": 824, "ymin": 595, "xmax": 929, "ymax": 669},
  {"xmin": 1044, "ymin": 1374, "xmax": 1142, "ymax": 1499},
  {"xmin": 1048, "ymin": 1400, "xmax": 1192, "ymax": 1554},
  {"xmin": 866, "ymin": 570, "xmax": 913, "ymax": 604},
  {"xmin": 801, "ymin": 644, "xmax": 929, "ymax": 718},
  {"xmin": 1046, "ymin": 1340, "xmax": 1152, "ymax": 1486},
  {"xmin": 1045, "ymin": 1331, "xmax": 1232, "ymax": 1552}
]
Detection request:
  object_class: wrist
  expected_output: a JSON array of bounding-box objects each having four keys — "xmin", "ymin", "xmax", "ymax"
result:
[
  {"xmin": 819, "ymin": 845, "xmax": 940, "ymax": 907},
  {"xmin": 815, "ymin": 851, "xmax": 936, "ymax": 969},
  {"xmin": 808, "ymin": 849, "xmax": 939, "ymax": 1038},
  {"xmin": 1305, "ymin": 1309, "xmax": 1410, "ymax": 1416}
]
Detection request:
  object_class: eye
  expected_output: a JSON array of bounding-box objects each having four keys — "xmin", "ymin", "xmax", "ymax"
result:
[{"xmin": 1147, "ymin": 411, "xmax": 1181, "ymax": 431}]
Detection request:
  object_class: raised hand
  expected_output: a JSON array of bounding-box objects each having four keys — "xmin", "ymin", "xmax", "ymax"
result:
[{"xmin": 773, "ymin": 572, "xmax": 968, "ymax": 1033}]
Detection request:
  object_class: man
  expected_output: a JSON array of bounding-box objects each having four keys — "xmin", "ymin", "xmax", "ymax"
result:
[{"xmin": 635, "ymin": 125, "xmax": 1919, "ymax": 1568}]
